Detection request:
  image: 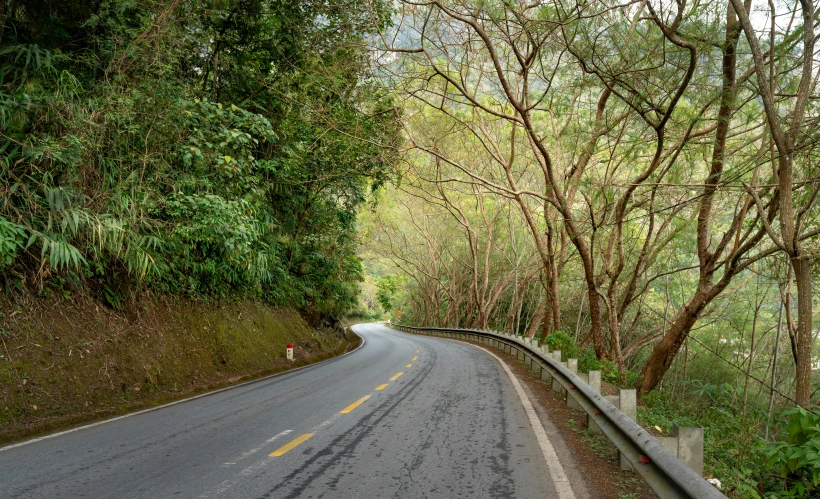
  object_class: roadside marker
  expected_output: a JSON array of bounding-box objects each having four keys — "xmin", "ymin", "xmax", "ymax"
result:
[
  {"xmin": 269, "ymin": 433, "xmax": 313, "ymax": 457},
  {"xmin": 340, "ymin": 395, "xmax": 371, "ymax": 414}
]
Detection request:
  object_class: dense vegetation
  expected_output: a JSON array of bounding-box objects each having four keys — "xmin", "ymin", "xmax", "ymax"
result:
[{"xmin": 0, "ymin": 0, "xmax": 399, "ymax": 320}]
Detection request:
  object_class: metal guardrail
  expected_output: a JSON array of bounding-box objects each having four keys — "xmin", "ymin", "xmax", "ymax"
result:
[{"xmin": 391, "ymin": 324, "xmax": 726, "ymax": 499}]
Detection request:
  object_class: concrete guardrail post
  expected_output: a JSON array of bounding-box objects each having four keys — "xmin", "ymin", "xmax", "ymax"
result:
[
  {"xmin": 588, "ymin": 370, "xmax": 601, "ymax": 393},
  {"xmin": 616, "ymin": 389, "xmax": 637, "ymax": 470},
  {"xmin": 565, "ymin": 359, "xmax": 580, "ymax": 409},
  {"xmin": 658, "ymin": 425, "xmax": 704, "ymax": 476},
  {"xmin": 540, "ymin": 363, "xmax": 552, "ymax": 382}
]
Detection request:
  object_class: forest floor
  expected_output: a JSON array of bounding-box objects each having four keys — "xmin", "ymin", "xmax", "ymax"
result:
[{"xmin": 0, "ymin": 292, "xmax": 359, "ymax": 446}]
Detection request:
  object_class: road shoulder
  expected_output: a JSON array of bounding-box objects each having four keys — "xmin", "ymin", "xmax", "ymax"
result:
[{"xmin": 459, "ymin": 337, "xmax": 655, "ymax": 499}]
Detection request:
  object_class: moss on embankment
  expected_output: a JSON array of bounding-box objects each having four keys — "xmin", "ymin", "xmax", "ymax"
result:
[{"xmin": 0, "ymin": 294, "xmax": 359, "ymax": 445}]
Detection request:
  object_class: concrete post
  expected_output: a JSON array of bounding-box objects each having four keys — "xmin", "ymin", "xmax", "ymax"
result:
[
  {"xmin": 541, "ymin": 367, "xmax": 551, "ymax": 381},
  {"xmin": 619, "ymin": 389, "xmax": 637, "ymax": 421},
  {"xmin": 552, "ymin": 350, "xmax": 562, "ymax": 362},
  {"xmin": 541, "ymin": 344, "xmax": 550, "ymax": 355},
  {"xmin": 617, "ymin": 389, "xmax": 638, "ymax": 470},
  {"xmin": 588, "ymin": 371, "xmax": 601, "ymax": 393},
  {"xmin": 551, "ymin": 360, "xmax": 567, "ymax": 393},
  {"xmin": 673, "ymin": 424, "xmax": 704, "ymax": 476},
  {"xmin": 589, "ymin": 391, "xmax": 615, "ymax": 434},
  {"xmin": 567, "ymin": 358, "xmax": 578, "ymax": 374}
]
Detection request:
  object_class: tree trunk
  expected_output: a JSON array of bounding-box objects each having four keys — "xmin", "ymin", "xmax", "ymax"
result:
[
  {"xmin": 526, "ymin": 299, "xmax": 547, "ymax": 339},
  {"xmin": 636, "ymin": 283, "xmax": 724, "ymax": 394},
  {"xmin": 793, "ymin": 257, "xmax": 813, "ymax": 407}
]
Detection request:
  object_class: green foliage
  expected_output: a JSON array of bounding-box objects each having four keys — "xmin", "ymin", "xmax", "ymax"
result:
[
  {"xmin": 375, "ymin": 274, "xmax": 403, "ymax": 312},
  {"xmin": 763, "ymin": 408, "xmax": 820, "ymax": 497},
  {"xmin": 578, "ymin": 346, "xmax": 603, "ymax": 373},
  {"xmin": 542, "ymin": 331, "xmax": 578, "ymax": 361},
  {"xmin": 0, "ymin": 217, "xmax": 26, "ymax": 269},
  {"xmin": 0, "ymin": 0, "xmax": 399, "ymax": 319}
]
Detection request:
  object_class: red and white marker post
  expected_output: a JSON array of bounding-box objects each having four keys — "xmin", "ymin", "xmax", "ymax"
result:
[{"xmin": 286, "ymin": 344, "xmax": 294, "ymax": 361}]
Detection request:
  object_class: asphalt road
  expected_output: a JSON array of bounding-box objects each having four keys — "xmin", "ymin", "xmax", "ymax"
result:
[{"xmin": 0, "ymin": 324, "xmax": 575, "ymax": 498}]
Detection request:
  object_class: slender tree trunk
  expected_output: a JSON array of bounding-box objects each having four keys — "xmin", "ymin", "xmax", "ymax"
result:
[
  {"xmin": 766, "ymin": 302, "xmax": 784, "ymax": 440},
  {"xmin": 792, "ymin": 257, "xmax": 813, "ymax": 406},
  {"xmin": 526, "ymin": 299, "xmax": 547, "ymax": 339},
  {"xmin": 574, "ymin": 292, "xmax": 585, "ymax": 345},
  {"xmin": 742, "ymin": 295, "xmax": 762, "ymax": 412}
]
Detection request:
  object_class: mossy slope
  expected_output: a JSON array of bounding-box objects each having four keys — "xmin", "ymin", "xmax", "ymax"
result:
[{"xmin": 0, "ymin": 295, "xmax": 353, "ymax": 444}]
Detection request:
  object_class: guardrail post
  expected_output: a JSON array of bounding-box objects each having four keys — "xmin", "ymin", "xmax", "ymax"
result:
[
  {"xmin": 565, "ymin": 359, "xmax": 581, "ymax": 409},
  {"xmin": 618, "ymin": 389, "xmax": 637, "ymax": 470},
  {"xmin": 673, "ymin": 424, "xmax": 704, "ymax": 475},
  {"xmin": 540, "ymin": 363, "xmax": 552, "ymax": 381},
  {"xmin": 588, "ymin": 370, "xmax": 601, "ymax": 393},
  {"xmin": 525, "ymin": 352, "xmax": 535, "ymax": 372}
]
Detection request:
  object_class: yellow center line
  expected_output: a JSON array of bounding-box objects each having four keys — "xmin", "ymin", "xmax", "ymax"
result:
[
  {"xmin": 375, "ymin": 383, "xmax": 389, "ymax": 391},
  {"xmin": 416, "ymin": 350, "xmax": 419, "ymax": 353},
  {"xmin": 406, "ymin": 364, "xmax": 412, "ymax": 368},
  {"xmin": 389, "ymin": 372, "xmax": 403, "ymax": 381},
  {"xmin": 340, "ymin": 395, "xmax": 371, "ymax": 414},
  {"xmin": 269, "ymin": 433, "xmax": 313, "ymax": 457},
  {"xmin": 412, "ymin": 356, "xmax": 417, "ymax": 361}
]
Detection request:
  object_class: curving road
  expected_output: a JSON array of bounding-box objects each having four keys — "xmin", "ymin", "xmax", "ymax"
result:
[{"xmin": 0, "ymin": 324, "xmax": 577, "ymax": 498}]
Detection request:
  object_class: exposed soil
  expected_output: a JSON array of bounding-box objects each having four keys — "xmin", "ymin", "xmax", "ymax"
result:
[{"xmin": 0, "ymin": 292, "xmax": 359, "ymax": 446}]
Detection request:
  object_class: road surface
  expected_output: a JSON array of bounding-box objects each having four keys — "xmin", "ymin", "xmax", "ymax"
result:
[{"xmin": 0, "ymin": 323, "xmax": 578, "ymax": 498}]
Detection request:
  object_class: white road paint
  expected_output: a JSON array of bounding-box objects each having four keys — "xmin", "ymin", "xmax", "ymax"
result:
[
  {"xmin": 202, "ymin": 410, "xmax": 353, "ymax": 497},
  {"xmin": 472, "ymin": 345, "xmax": 577, "ymax": 499},
  {"xmin": 222, "ymin": 429, "xmax": 293, "ymax": 467},
  {"xmin": 0, "ymin": 334, "xmax": 366, "ymax": 453}
]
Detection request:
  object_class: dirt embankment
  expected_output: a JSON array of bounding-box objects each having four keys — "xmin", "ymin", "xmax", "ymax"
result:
[{"xmin": 0, "ymin": 293, "xmax": 359, "ymax": 445}]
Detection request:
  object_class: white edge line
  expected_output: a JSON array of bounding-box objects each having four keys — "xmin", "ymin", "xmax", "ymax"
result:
[
  {"xmin": 467, "ymin": 343, "xmax": 577, "ymax": 499},
  {"xmin": 0, "ymin": 329, "xmax": 367, "ymax": 452}
]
